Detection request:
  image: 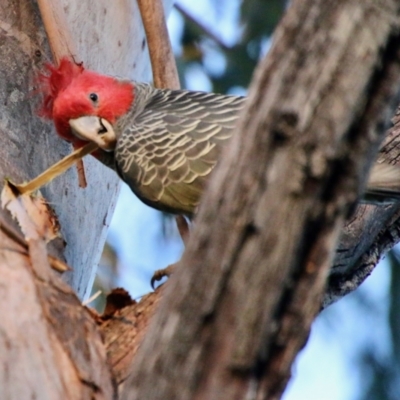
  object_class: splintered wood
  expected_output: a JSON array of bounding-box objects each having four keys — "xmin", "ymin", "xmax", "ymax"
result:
[
  {"xmin": 1, "ymin": 183, "xmax": 60, "ymax": 242},
  {"xmin": 1, "ymin": 141, "xmax": 97, "ymax": 240},
  {"xmin": 0, "ymin": 182, "xmax": 67, "ymax": 272},
  {"xmin": 0, "ymin": 142, "xmax": 97, "ymax": 272}
]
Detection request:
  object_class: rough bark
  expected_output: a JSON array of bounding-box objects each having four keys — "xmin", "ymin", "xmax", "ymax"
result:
[
  {"xmin": 99, "ymin": 289, "xmax": 162, "ymax": 393},
  {"xmin": 327, "ymin": 104, "xmax": 400, "ymax": 306},
  {"xmin": 122, "ymin": 1, "xmax": 400, "ymax": 399}
]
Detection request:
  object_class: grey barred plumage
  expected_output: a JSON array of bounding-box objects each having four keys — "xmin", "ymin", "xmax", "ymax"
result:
[
  {"xmin": 111, "ymin": 84, "xmax": 400, "ymax": 214},
  {"xmin": 113, "ymin": 83, "xmax": 245, "ymax": 215},
  {"xmin": 40, "ymin": 59, "xmax": 400, "ymax": 221},
  {"xmin": 65, "ymin": 79, "xmax": 400, "ymax": 216}
]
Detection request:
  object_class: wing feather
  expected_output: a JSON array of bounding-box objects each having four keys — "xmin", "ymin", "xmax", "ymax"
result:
[{"xmin": 115, "ymin": 84, "xmax": 245, "ymax": 215}]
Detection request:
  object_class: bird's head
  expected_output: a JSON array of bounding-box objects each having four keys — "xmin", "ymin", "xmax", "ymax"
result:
[{"xmin": 39, "ymin": 58, "xmax": 134, "ymax": 150}]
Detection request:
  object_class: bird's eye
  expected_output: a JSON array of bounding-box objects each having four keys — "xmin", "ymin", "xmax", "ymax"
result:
[{"xmin": 89, "ymin": 93, "xmax": 98, "ymax": 102}]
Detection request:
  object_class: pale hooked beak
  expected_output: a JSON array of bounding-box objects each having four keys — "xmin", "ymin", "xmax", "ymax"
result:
[{"xmin": 69, "ymin": 116, "xmax": 116, "ymax": 151}]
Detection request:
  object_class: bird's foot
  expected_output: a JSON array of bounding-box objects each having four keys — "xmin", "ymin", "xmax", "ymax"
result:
[
  {"xmin": 151, "ymin": 263, "xmax": 176, "ymax": 289},
  {"xmin": 175, "ymin": 215, "xmax": 190, "ymax": 245},
  {"xmin": 150, "ymin": 217, "xmax": 190, "ymax": 289}
]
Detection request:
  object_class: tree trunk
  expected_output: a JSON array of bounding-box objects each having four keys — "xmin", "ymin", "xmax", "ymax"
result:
[
  {"xmin": 122, "ymin": 1, "xmax": 400, "ymax": 399},
  {"xmin": 0, "ymin": 0, "xmax": 171, "ymax": 398}
]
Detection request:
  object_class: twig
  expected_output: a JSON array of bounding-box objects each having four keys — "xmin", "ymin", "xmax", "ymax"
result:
[
  {"xmin": 12, "ymin": 142, "xmax": 98, "ymax": 195},
  {"xmin": 174, "ymin": 2, "xmax": 231, "ymax": 51},
  {"xmin": 83, "ymin": 290, "xmax": 102, "ymax": 306},
  {"xmin": 75, "ymin": 151, "xmax": 88, "ymax": 188},
  {"xmin": 137, "ymin": 0, "xmax": 180, "ymax": 89}
]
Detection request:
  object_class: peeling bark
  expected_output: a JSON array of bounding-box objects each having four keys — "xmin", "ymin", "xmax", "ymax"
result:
[{"xmin": 0, "ymin": 229, "xmax": 114, "ymax": 398}]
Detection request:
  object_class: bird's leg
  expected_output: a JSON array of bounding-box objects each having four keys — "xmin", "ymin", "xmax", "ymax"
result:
[
  {"xmin": 175, "ymin": 215, "xmax": 190, "ymax": 245},
  {"xmin": 151, "ymin": 216, "xmax": 190, "ymax": 289}
]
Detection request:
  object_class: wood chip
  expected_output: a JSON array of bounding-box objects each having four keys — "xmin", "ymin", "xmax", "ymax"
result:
[{"xmin": 1, "ymin": 182, "xmax": 61, "ymax": 242}]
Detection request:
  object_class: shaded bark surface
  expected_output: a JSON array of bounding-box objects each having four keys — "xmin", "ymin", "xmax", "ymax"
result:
[{"xmin": 122, "ymin": 1, "xmax": 400, "ymax": 399}]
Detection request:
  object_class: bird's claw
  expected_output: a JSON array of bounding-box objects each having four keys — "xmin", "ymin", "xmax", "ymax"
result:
[{"xmin": 151, "ymin": 264, "xmax": 175, "ymax": 290}]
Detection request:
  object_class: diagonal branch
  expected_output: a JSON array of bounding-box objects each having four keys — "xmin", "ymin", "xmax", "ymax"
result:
[
  {"xmin": 175, "ymin": 2, "xmax": 231, "ymax": 51},
  {"xmin": 36, "ymin": 0, "xmax": 86, "ymax": 187},
  {"xmin": 137, "ymin": 0, "xmax": 180, "ymax": 90}
]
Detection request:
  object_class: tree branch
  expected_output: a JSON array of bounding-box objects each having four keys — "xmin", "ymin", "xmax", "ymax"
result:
[
  {"xmin": 36, "ymin": 0, "xmax": 79, "ymax": 63},
  {"xmin": 0, "ymin": 230, "xmax": 114, "ymax": 398},
  {"xmin": 137, "ymin": 0, "xmax": 180, "ymax": 89},
  {"xmin": 99, "ymin": 289, "xmax": 162, "ymax": 392},
  {"xmin": 174, "ymin": 2, "xmax": 231, "ymax": 51}
]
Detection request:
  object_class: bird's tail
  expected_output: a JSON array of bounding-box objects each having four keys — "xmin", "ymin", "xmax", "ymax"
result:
[{"xmin": 365, "ymin": 162, "xmax": 400, "ymax": 204}]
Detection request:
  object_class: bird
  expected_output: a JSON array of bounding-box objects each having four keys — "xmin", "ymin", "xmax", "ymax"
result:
[
  {"xmin": 39, "ymin": 58, "xmax": 400, "ymax": 283},
  {"xmin": 39, "ymin": 58, "xmax": 400, "ymax": 213},
  {"xmin": 39, "ymin": 58, "xmax": 244, "ymax": 217}
]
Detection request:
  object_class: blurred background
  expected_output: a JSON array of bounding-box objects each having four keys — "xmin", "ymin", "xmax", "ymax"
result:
[{"xmin": 91, "ymin": 1, "xmax": 400, "ymax": 399}]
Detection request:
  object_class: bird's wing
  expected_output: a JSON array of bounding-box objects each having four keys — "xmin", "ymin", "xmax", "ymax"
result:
[{"xmin": 115, "ymin": 88, "xmax": 245, "ymax": 215}]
